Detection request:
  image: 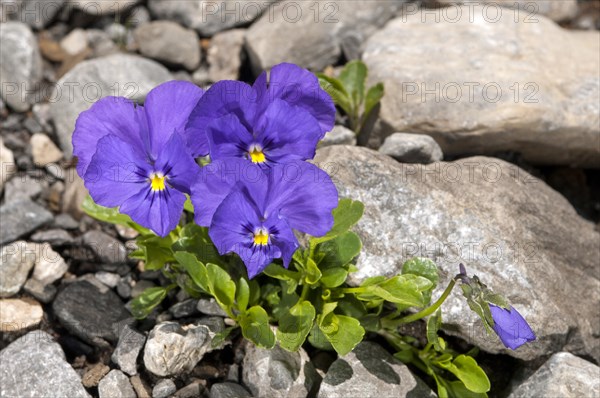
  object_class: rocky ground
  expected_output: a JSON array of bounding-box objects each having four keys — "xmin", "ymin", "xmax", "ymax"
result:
[{"xmin": 1, "ymin": 1, "xmax": 599, "ymax": 397}]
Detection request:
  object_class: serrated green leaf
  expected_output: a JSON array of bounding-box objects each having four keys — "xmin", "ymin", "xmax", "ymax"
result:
[
  {"xmin": 338, "ymin": 60, "xmax": 367, "ymax": 108},
  {"xmin": 277, "ymin": 301, "xmax": 316, "ymax": 351},
  {"xmin": 174, "ymin": 251, "xmax": 209, "ymax": 292},
  {"xmin": 130, "ymin": 286, "xmax": 168, "ymax": 319},
  {"xmin": 310, "ymin": 199, "xmax": 364, "ymax": 246},
  {"xmin": 437, "ymin": 355, "xmax": 491, "ymax": 394},
  {"xmin": 364, "ymin": 82, "xmax": 384, "ymax": 120},
  {"xmin": 207, "ymin": 263, "xmax": 236, "ymax": 310},
  {"xmin": 236, "ymin": 277, "xmax": 250, "ymax": 313},
  {"xmin": 239, "ymin": 306, "xmax": 275, "ymax": 349}
]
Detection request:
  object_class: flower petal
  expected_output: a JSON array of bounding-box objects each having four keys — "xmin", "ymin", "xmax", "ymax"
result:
[
  {"xmin": 490, "ymin": 304, "xmax": 536, "ymax": 350},
  {"xmin": 264, "ymin": 216, "xmax": 299, "ymax": 268},
  {"xmin": 73, "ymin": 96, "xmax": 146, "ymax": 176},
  {"xmin": 263, "ymin": 63, "xmax": 336, "ymax": 137},
  {"xmin": 191, "ymin": 158, "xmax": 265, "ymax": 226},
  {"xmin": 120, "ymin": 186, "xmax": 186, "ymax": 237},
  {"xmin": 255, "ymin": 99, "xmax": 322, "ymax": 164},
  {"xmin": 154, "ymin": 132, "xmax": 200, "ymax": 194},
  {"xmin": 84, "ymin": 134, "xmax": 149, "ymax": 208},
  {"xmin": 144, "ymin": 81, "xmax": 204, "ymax": 158},
  {"xmin": 185, "ymin": 80, "xmax": 258, "ymax": 157},
  {"xmin": 266, "ymin": 161, "xmax": 338, "ymax": 237},
  {"xmin": 206, "ymin": 114, "xmax": 253, "ymax": 161}
]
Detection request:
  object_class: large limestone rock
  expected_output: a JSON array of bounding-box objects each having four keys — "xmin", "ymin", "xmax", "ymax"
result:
[
  {"xmin": 246, "ymin": 0, "xmax": 408, "ymax": 73},
  {"xmin": 431, "ymin": 0, "xmax": 578, "ymax": 22},
  {"xmin": 314, "ymin": 146, "xmax": 600, "ymax": 362},
  {"xmin": 49, "ymin": 54, "xmax": 171, "ymax": 157},
  {"xmin": 362, "ymin": 6, "xmax": 600, "ymax": 167}
]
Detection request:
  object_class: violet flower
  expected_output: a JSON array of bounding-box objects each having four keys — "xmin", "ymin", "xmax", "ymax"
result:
[
  {"xmin": 191, "ymin": 159, "xmax": 338, "ymax": 278},
  {"xmin": 489, "ymin": 304, "xmax": 536, "ymax": 350},
  {"xmin": 184, "ymin": 63, "xmax": 335, "ymax": 165},
  {"xmin": 73, "ymin": 81, "xmax": 204, "ymax": 237}
]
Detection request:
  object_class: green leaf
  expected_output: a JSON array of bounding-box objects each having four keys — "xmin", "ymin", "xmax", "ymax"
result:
[
  {"xmin": 363, "ymin": 82, "xmax": 384, "ymax": 121},
  {"xmin": 82, "ymin": 195, "xmax": 145, "ymax": 231},
  {"xmin": 311, "ymin": 199, "xmax": 364, "ymax": 246},
  {"xmin": 319, "ymin": 311, "xmax": 365, "ymax": 356},
  {"xmin": 308, "ymin": 323, "xmax": 334, "ymax": 351},
  {"xmin": 338, "ymin": 60, "xmax": 367, "ymax": 108},
  {"xmin": 437, "ymin": 355, "xmax": 491, "ymax": 394},
  {"xmin": 316, "ymin": 231, "xmax": 362, "ymax": 269},
  {"xmin": 206, "ymin": 263, "xmax": 236, "ymax": 310},
  {"xmin": 403, "ymin": 257, "xmax": 439, "ymax": 304},
  {"xmin": 317, "ymin": 74, "xmax": 353, "ymax": 116},
  {"xmin": 358, "ymin": 275, "xmax": 433, "ymax": 307},
  {"xmin": 174, "ymin": 251, "xmax": 209, "ymax": 292},
  {"xmin": 277, "ymin": 301, "xmax": 316, "ymax": 351},
  {"xmin": 136, "ymin": 234, "xmax": 176, "ymax": 271},
  {"xmin": 263, "ymin": 263, "xmax": 301, "ymax": 282},
  {"xmin": 239, "ymin": 306, "xmax": 275, "ymax": 349},
  {"xmin": 236, "ymin": 277, "xmax": 250, "ymax": 313},
  {"xmin": 320, "ymin": 267, "xmax": 348, "ymax": 288},
  {"xmin": 183, "ymin": 196, "xmax": 194, "ymax": 213},
  {"xmin": 446, "ymin": 381, "xmax": 488, "ymax": 398},
  {"xmin": 211, "ymin": 326, "xmax": 237, "ymax": 349},
  {"xmin": 427, "ymin": 310, "xmax": 446, "ymax": 352},
  {"xmin": 305, "ymin": 257, "xmax": 322, "ymax": 285},
  {"xmin": 130, "ymin": 286, "xmax": 168, "ymax": 319},
  {"xmin": 172, "ymin": 224, "xmax": 221, "ymax": 265}
]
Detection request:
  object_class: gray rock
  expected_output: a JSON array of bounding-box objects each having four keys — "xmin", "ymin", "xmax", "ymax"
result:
[
  {"xmin": 209, "ymin": 382, "xmax": 251, "ymax": 398},
  {"xmin": 50, "ymin": 54, "xmax": 171, "ymax": 157},
  {"xmin": 0, "ymin": 241, "xmax": 36, "ymax": 297},
  {"xmin": 242, "ymin": 343, "xmax": 319, "ymax": 398},
  {"xmin": 23, "ymin": 116, "xmax": 43, "ymax": 134},
  {"xmin": 31, "ymin": 228, "xmax": 74, "ymax": 246},
  {"xmin": 0, "ymin": 331, "xmax": 90, "ymax": 397},
  {"xmin": 318, "ymin": 342, "xmax": 435, "ymax": 398},
  {"xmin": 0, "ymin": 22, "xmax": 42, "ymax": 112},
  {"xmin": 143, "ymin": 322, "xmax": 214, "ymax": 377},
  {"xmin": 61, "ymin": 171, "xmax": 87, "ymax": 219},
  {"xmin": 208, "ymin": 29, "xmax": 245, "ymax": 81},
  {"xmin": 60, "ymin": 28, "xmax": 88, "ymax": 55},
  {"xmin": 0, "ymin": 297, "xmax": 44, "ymax": 332},
  {"xmin": 379, "ymin": 133, "xmax": 443, "ymax": 164},
  {"xmin": 98, "ymin": 369, "xmax": 136, "ymax": 398},
  {"xmin": 509, "ymin": 352, "xmax": 600, "ymax": 398},
  {"xmin": 148, "ymin": 0, "xmax": 276, "ymax": 36},
  {"xmin": 82, "ymin": 230, "xmax": 128, "ymax": 265},
  {"xmin": 86, "ymin": 29, "xmax": 119, "ymax": 58},
  {"xmin": 133, "ymin": 21, "xmax": 201, "ymax": 71},
  {"xmin": 71, "ymin": 0, "xmax": 137, "ymax": 15},
  {"xmin": 319, "ymin": 125, "xmax": 357, "ymax": 147},
  {"xmin": 2, "ymin": 0, "xmax": 66, "ymax": 29},
  {"xmin": 246, "ymin": 0, "xmax": 407, "ymax": 73},
  {"xmin": 152, "ymin": 379, "xmax": 177, "ymax": 398},
  {"xmin": 314, "ymin": 146, "xmax": 600, "ymax": 362},
  {"xmin": 3, "ymin": 176, "xmax": 48, "ymax": 203},
  {"xmin": 23, "ymin": 278, "xmax": 57, "ymax": 303},
  {"xmin": 0, "ymin": 138, "xmax": 16, "ymax": 193},
  {"xmin": 95, "ymin": 271, "xmax": 121, "ymax": 288},
  {"xmin": 131, "ymin": 279, "xmax": 156, "ymax": 298},
  {"xmin": 30, "ymin": 242, "xmax": 69, "ymax": 285},
  {"xmin": 0, "ymin": 199, "xmax": 53, "ymax": 245},
  {"xmin": 169, "ymin": 298, "xmax": 199, "ymax": 318},
  {"xmin": 112, "ymin": 324, "xmax": 146, "ymax": 376},
  {"xmin": 30, "ymin": 132, "xmax": 63, "ymax": 166},
  {"xmin": 54, "ymin": 213, "xmax": 80, "ymax": 229},
  {"xmin": 196, "ymin": 297, "xmax": 228, "ymax": 317},
  {"xmin": 53, "ymin": 279, "xmax": 131, "ymax": 347},
  {"xmin": 432, "ymin": 0, "xmax": 578, "ymax": 22},
  {"xmin": 362, "ymin": 7, "xmax": 600, "ymax": 167},
  {"xmin": 32, "ymin": 102, "xmax": 53, "ymax": 132}
]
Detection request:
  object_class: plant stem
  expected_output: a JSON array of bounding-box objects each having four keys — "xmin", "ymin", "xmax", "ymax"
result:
[
  {"xmin": 386, "ymin": 279, "xmax": 457, "ymax": 326},
  {"xmin": 299, "ymin": 283, "xmax": 310, "ymax": 301}
]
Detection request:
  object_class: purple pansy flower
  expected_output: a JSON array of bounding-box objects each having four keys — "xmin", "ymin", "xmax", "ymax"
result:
[
  {"xmin": 73, "ymin": 81, "xmax": 204, "ymax": 237},
  {"xmin": 184, "ymin": 63, "xmax": 335, "ymax": 165},
  {"xmin": 489, "ymin": 304, "xmax": 536, "ymax": 350},
  {"xmin": 191, "ymin": 159, "xmax": 338, "ymax": 278}
]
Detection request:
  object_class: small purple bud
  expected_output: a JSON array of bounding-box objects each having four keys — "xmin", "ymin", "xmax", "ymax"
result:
[
  {"xmin": 459, "ymin": 263, "xmax": 467, "ymax": 276},
  {"xmin": 489, "ymin": 304, "xmax": 536, "ymax": 350}
]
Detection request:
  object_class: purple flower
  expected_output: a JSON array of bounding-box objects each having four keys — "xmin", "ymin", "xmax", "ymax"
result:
[
  {"xmin": 185, "ymin": 63, "xmax": 335, "ymax": 165},
  {"xmin": 73, "ymin": 81, "xmax": 204, "ymax": 237},
  {"xmin": 489, "ymin": 304, "xmax": 536, "ymax": 350},
  {"xmin": 191, "ymin": 159, "xmax": 338, "ymax": 278}
]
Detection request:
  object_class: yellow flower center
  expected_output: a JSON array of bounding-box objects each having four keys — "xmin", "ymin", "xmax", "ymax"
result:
[
  {"xmin": 253, "ymin": 228, "xmax": 269, "ymax": 246},
  {"xmin": 149, "ymin": 172, "xmax": 167, "ymax": 191},
  {"xmin": 249, "ymin": 144, "xmax": 266, "ymax": 164}
]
